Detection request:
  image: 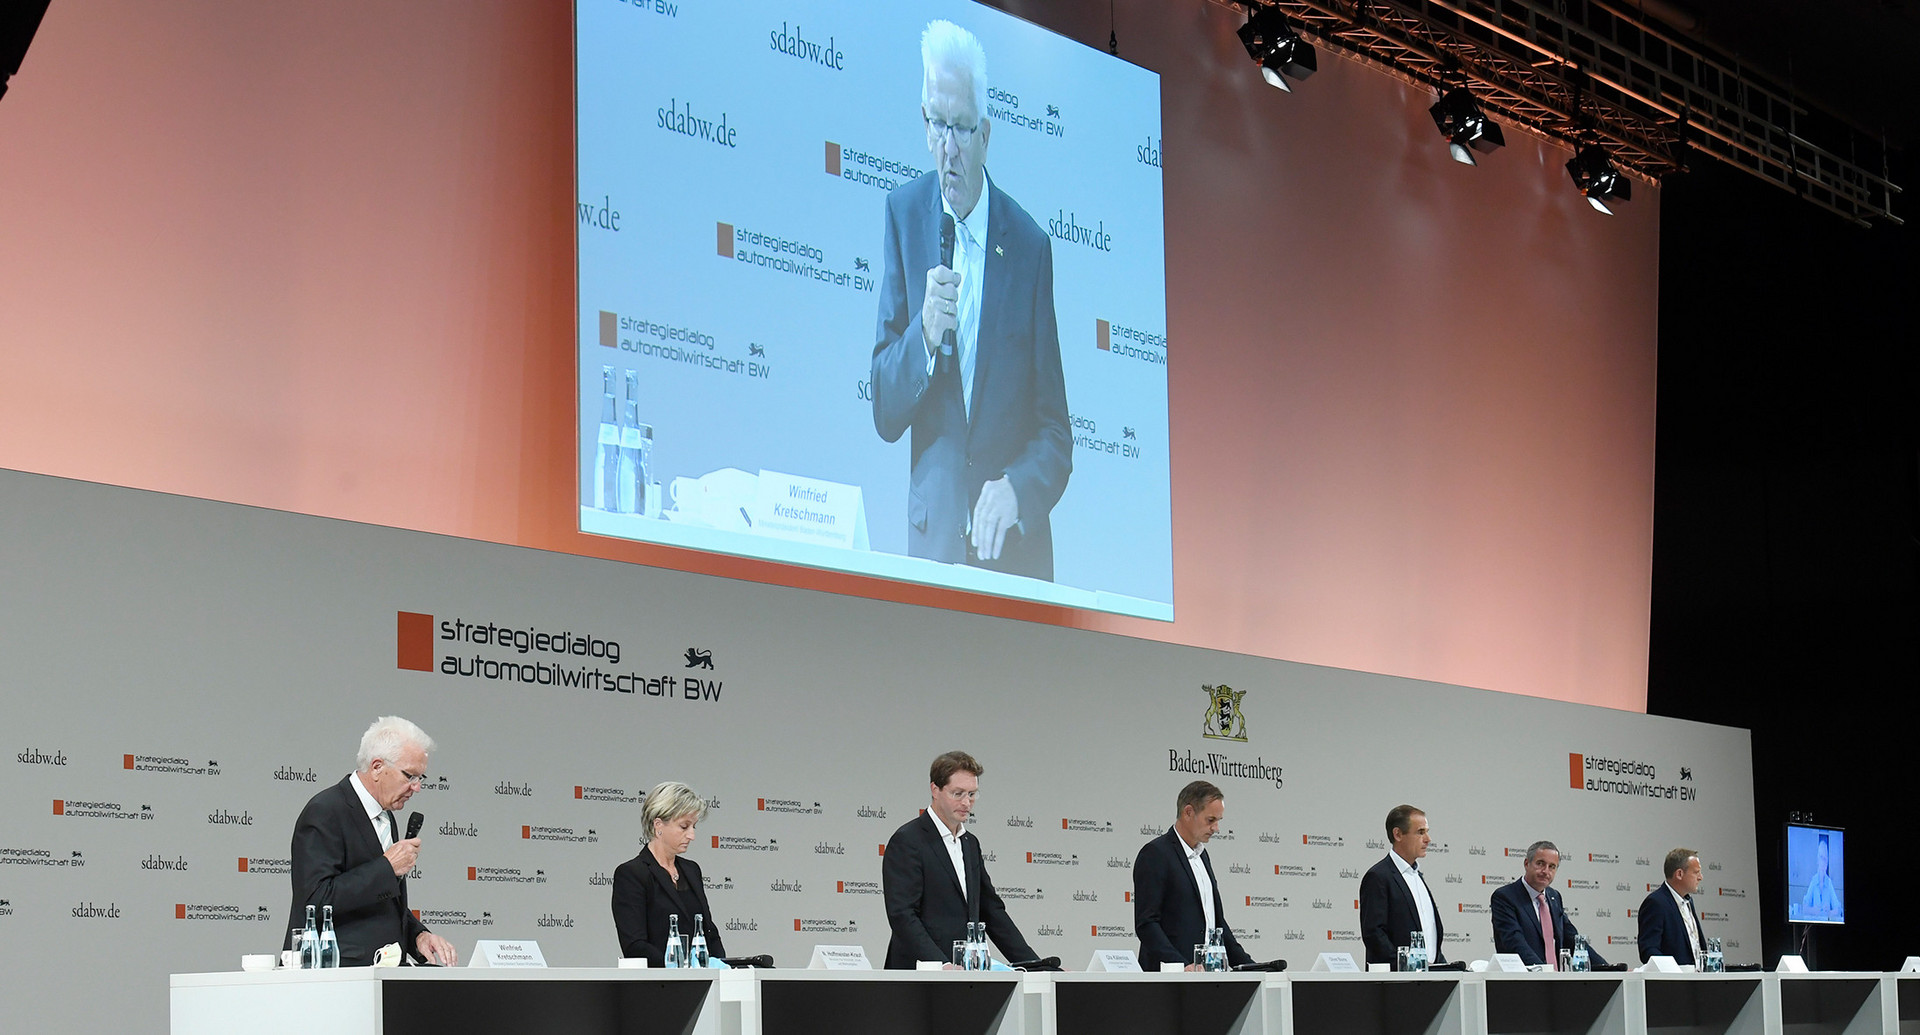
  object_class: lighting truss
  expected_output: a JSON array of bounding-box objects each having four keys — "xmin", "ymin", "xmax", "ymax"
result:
[{"xmin": 1209, "ymin": 0, "xmax": 1902, "ymax": 227}]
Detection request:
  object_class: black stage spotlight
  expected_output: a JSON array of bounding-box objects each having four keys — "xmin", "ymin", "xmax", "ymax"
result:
[
  {"xmin": 1565, "ymin": 143, "xmax": 1632, "ymax": 213},
  {"xmin": 1428, "ymin": 87, "xmax": 1505, "ymax": 165},
  {"xmin": 1237, "ymin": 5, "xmax": 1317, "ymax": 92}
]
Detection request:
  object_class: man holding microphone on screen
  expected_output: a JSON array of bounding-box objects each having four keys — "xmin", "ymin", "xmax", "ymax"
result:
[{"xmin": 871, "ymin": 19, "xmax": 1071, "ymax": 582}]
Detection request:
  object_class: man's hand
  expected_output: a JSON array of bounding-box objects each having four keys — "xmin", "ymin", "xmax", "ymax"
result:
[
  {"xmin": 921, "ymin": 265, "xmax": 962, "ymax": 357},
  {"xmin": 416, "ymin": 931, "xmax": 458, "ymax": 966},
  {"xmin": 385, "ymin": 837, "xmax": 421, "ymax": 877},
  {"xmin": 970, "ymin": 477, "xmax": 1019, "ymax": 561}
]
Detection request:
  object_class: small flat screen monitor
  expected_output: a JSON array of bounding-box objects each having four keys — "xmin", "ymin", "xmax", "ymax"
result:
[{"xmin": 1784, "ymin": 823, "xmax": 1844, "ymax": 925}]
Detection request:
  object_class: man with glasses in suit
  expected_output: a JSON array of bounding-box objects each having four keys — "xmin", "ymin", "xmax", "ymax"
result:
[{"xmin": 882, "ymin": 750, "xmax": 1037, "ymax": 969}]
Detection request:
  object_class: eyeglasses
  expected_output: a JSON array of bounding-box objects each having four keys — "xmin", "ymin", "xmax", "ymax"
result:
[
  {"xmin": 943, "ymin": 788, "xmax": 978, "ymax": 802},
  {"xmin": 398, "ymin": 767, "xmax": 427, "ymax": 786},
  {"xmin": 925, "ymin": 116, "xmax": 981, "ymax": 146}
]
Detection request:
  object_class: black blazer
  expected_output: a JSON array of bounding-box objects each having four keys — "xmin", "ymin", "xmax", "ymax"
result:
[
  {"xmin": 1358, "ymin": 854, "xmax": 1447, "ymax": 965},
  {"xmin": 1489, "ymin": 879, "xmax": 1609, "ymax": 967},
  {"xmin": 286, "ymin": 775, "xmax": 428, "ymax": 966},
  {"xmin": 611, "ymin": 850, "xmax": 726, "ymax": 967},
  {"xmin": 881, "ymin": 812, "xmax": 1035, "ymax": 969},
  {"xmin": 1132, "ymin": 828, "xmax": 1253, "ymax": 967},
  {"xmin": 1636, "ymin": 884, "xmax": 1702, "ymax": 964}
]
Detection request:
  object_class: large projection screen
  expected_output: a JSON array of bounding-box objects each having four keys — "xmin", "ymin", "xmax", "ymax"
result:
[{"xmin": 576, "ymin": 0, "xmax": 1174, "ymax": 619}]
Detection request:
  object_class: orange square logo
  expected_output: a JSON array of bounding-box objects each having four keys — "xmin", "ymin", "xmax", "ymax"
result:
[
  {"xmin": 824, "ymin": 141, "xmax": 842, "ymax": 176},
  {"xmin": 1097, "ymin": 318, "xmax": 1111, "ymax": 350},
  {"xmin": 1569, "ymin": 753, "xmax": 1584, "ymax": 789},
  {"xmin": 712, "ymin": 836, "xmax": 720, "ymax": 849},
  {"xmin": 794, "ymin": 919, "xmax": 803, "ymax": 932},
  {"xmin": 1062, "ymin": 819, "xmax": 1069, "ymax": 829},
  {"xmin": 412, "ymin": 909, "xmax": 421, "ymax": 919},
  {"xmin": 837, "ymin": 881, "xmax": 845, "ymax": 893},
  {"xmin": 522, "ymin": 826, "xmax": 531, "ymax": 839},
  {"xmin": 1125, "ymin": 891, "xmax": 1133, "ymax": 902},
  {"xmin": 1302, "ymin": 834, "xmax": 1308, "ymax": 844},
  {"xmin": 53, "ymin": 800, "xmax": 64, "ymax": 815},
  {"xmin": 1273, "ymin": 865, "xmax": 1279, "ymax": 874},
  {"xmin": 124, "ymin": 755, "xmax": 135, "ymax": 770},
  {"xmin": 175, "ymin": 904, "xmax": 186, "ymax": 919},
  {"xmin": 1026, "ymin": 852, "xmax": 1034, "ymax": 863},
  {"xmin": 758, "ymin": 799, "xmax": 766, "ymax": 811},
  {"xmin": 598, "ymin": 310, "xmax": 617, "ymax": 348},
  {"xmin": 1090, "ymin": 925, "xmax": 1098, "ymax": 936},
  {"xmin": 877, "ymin": 845, "xmax": 886, "ymax": 857},
  {"xmin": 1245, "ymin": 896, "xmax": 1251, "ymax": 906},
  {"xmin": 575, "ymin": 786, "xmax": 584, "ymax": 799},
  {"xmin": 717, "ymin": 222, "xmax": 735, "ymax": 258},
  {"xmin": 468, "ymin": 867, "xmax": 477, "ymax": 880},
  {"xmin": 238, "ymin": 858, "xmax": 249, "ymax": 872},
  {"xmin": 397, "ymin": 612, "xmax": 435, "ymax": 672}
]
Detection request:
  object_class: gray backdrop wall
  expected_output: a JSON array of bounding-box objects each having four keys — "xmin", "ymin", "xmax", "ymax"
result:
[{"xmin": 1, "ymin": 468, "xmax": 1756, "ymax": 1031}]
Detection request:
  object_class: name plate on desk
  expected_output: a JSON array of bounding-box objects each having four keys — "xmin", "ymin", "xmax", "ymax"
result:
[
  {"xmin": 1084, "ymin": 950, "xmax": 1142, "ymax": 973},
  {"xmin": 1310, "ymin": 953, "xmax": 1361, "ymax": 972},
  {"xmin": 1902, "ymin": 957, "xmax": 1920, "ymax": 974},
  {"xmin": 1776, "ymin": 955, "xmax": 1809, "ymax": 973},
  {"xmin": 469, "ymin": 940, "xmax": 547, "ymax": 968},
  {"xmin": 1488, "ymin": 953, "xmax": 1528, "ymax": 973},
  {"xmin": 807, "ymin": 945, "xmax": 872, "ymax": 970},
  {"xmin": 1641, "ymin": 955, "xmax": 1685, "ymax": 973}
]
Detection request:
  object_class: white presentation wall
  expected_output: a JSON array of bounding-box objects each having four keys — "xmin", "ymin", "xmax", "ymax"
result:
[{"xmin": 0, "ymin": 467, "xmax": 1756, "ymax": 1032}]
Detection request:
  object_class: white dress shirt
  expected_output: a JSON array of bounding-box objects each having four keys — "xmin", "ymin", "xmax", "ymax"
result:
[
  {"xmin": 927, "ymin": 172, "xmax": 992, "ymax": 419},
  {"xmin": 1182, "ymin": 837, "xmax": 1217, "ymax": 932},
  {"xmin": 1392, "ymin": 852, "xmax": 1439, "ymax": 948},
  {"xmin": 1668, "ymin": 883, "xmax": 1703, "ymax": 953},
  {"xmin": 349, "ymin": 771, "xmax": 392, "ymax": 851},
  {"xmin": 934, "ymin": 815, "xmax": 968, "ymax": 902}
]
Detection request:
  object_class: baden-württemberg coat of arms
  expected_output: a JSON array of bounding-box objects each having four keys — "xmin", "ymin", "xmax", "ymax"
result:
[{"xmin": 1202, "ymin": 684, "xmax": 1247, "ymax": 742}]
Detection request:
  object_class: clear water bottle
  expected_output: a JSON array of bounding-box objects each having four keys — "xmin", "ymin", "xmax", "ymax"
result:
[
  {"xmin": 1408, "ymin": 930, "xmax": 1430, "ymax": 972},
  {"xmin": 690, "ymin": 913, "xmax": 709, "ymax": 968},
  {"xmin": 301, "ymin": 905, "xmax": 321, "ymax": 970},
  {"xmin": 594, "ymin": 366, "xmax": 620, "ymax": 510},
  {"xmin": 966, "ymin": 921, "xmax": 987, "ymax": 970},
  {"xmin": 1571, "ymin": 934, "xmax": 1591, "ymax": 972},
  {"xmin": 318, "ymin": 905, "xmax": 340, "ymax": 968},
  {"xmin": 1702, "ymin": 936, "xmax": 1724, "ymax": 973},
  {"xmin": 664, "ymin": 913, "xmax": 683, "ymax": 968},
  {"xmin": 1204, "ymin": 927, "xmax": 1228, "ymax": 972}
]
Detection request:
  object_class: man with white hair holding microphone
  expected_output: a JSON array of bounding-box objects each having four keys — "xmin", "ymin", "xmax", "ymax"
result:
[{"xmin": 286, "ymin": 716, "xmax": 457, "ymax": 966}]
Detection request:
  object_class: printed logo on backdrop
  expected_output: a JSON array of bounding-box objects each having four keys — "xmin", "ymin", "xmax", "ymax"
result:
[
  {"xmin": 854, "ymin": 804, "xmax": 888, "ymax": 820},
  {"xmin": 836, "ymin": 879, "xmax": 882, "ymax": 896},
  {"xmin": 712, "ymin": 836, "xmax": 778, "ymax": 852},
  {"xmin": 1095, "ymin": 319, "xmax": 1167, "ymax": 367},
  {"xmin": 1274, "ymin": 864, "xmax": 1317, "ymax": 877},
  {"xmin": 1202, "ymin": 685, "xmax": 1246, "ymax": 741},
  {"xmin": 124, "ymin": 752, "xmax": 220, "ymax": 776},
  {"xmin": 1284, "ymin": 929, "xmax": 1306, "ymax": 941},
  {"xmin": 1229, "ymin": 862, "xmax": 1251, "ymax": 874},
  {"xmin": 1469, "ymin": 845, "xmax": 1488, "ymax": 856},
  {"xmin": 1035, "ymin": 923, "xmax": 1065, "ymax": 938},
  {"xmin": 1026, "ymin": 852, "xmax": 1078, "ymax": 866},
  {"xmin": 208, "ymin": 809, "xmax": 254, "ymax": 826},
  {"xmin": 588, "ymin": 872, "xmax": 614, "ymax": 888},
  {"xmin": 1337, "ymin": 867, "xmax": 1363, "ymax": 880},
  {"xmin": 758, "ymin": 798, "xmax": 821, "ymax": 815},
  {"xmin": 175, "ymin": 903, "xmax": 272, "ymax": 923},
  {"xmin": 1, "ymin": 845, "xmax": 84, "ymax": 869},
  {"xmin": 1568, "ymin": 753, "xmax": 1696, "ymax": 802},
  {"xmin": 140, "ymin": 855, "xmax": 189, "ymax": 873},
  {"xmin": 72, "ymin": 902, "xmax": 121, "ymax": 919},
  {"xmin": 1443, "ymin": 873, "xmax": 1464, "ymax": 884},
  {"xmin": 237, "ymin": 857, "xmax": 291, "ymax": 876},
  {"xmin": 468, "ymin": 866, "xmax": 547, "ymax": 885},
  {"xmin": 1245, "ymin": 895, "xmax": 1288, "ymax": 908},
  {"xmin": 769, "ymin": 21, "xmax": 843, "ymax": 70},
  {"xmin": 824, "ymin": 141, "xmax": 921, "ymax": 193},
  {"xmin": 398, "ymin": 611, "xmax": 727, "ymax": 702},
  {"xmin": 1325, "ymin": 928, "xmax": 1359, "ymax": 941},
  {"xmin": 1588, "ymin": 852, "xmax": 1620, "ymax": 863},
  {"xmin": 717, "ymin": 221, "xmax": 869, "ymax": 294},
  {"xmin": 51, "ymin": 799, "xmax": 153, "ymax": 822},
  {"xmin": 1366, "ymin": 838, "xmax": 1388, "ymax": 851},
  {"xmin": 1310, "ymin": 898, "xmax": 1334, "ymax": 910},
  {"xmin": 1716, "ymin": 887, "xmax": 1746, "ymax": 898},
  {"xmin": 770, "ymin": 879, "xmax": 804, "ymax": 893},
  {"xmin": 1302, "ymin": 834, "xmax": 1344, "ymax": 848},
  {"xmin": 522, "ymin": 824, "xmax": 597, "ymax": 845},
  {"xmin": 814, "ymin": 842, "xmax": 845, "ymax": 855},
  {"xmin": 420, "ymin": 909, "xmax": 495, "ymax": 929},
  {"xmin": 17, "ymin": 747, "xmax": 68, "ymax": 766},
  {"xmin": 439, "ymin": 820, "xmax": 480, "ymax": 837},
  {"xmin": 1455, "ymin": 902, "xmax": 1491, "ymax": 916},
  {"xmin": 1000, "ymin": 886, "xmax": 1045, "ymax": 901},
  {"xmin": 1564, "ymin": 878, "xmax": 1601, "ymax": 891},
  {"xmin": 536, "ymin": 913, "xmax": 575, "ymax": 929},
  {"xmin": 987, "ymin": 87, "xmax": 1066, "ymax": 139},
  {"xmin": 495, "ymin": 781, "xmax": 533, "ymax": 797},
  {"xmin": 1061, "ymin": 818, "xmax": 1112, "ymax": 833},
  {"xmin": 726, "ymin": 918, "xmax": 759, "ymax": 932},
  {"xmin": 795, "ymin": 918, "xmax": 858, "ymax": 933},
  {"xmin": 1106, "ymin": 856, "xmax": 1132, "ymax": 869},
  {"xmin": 1090, "ymin": 924, "xmax": 1129, "ymax": 938}
]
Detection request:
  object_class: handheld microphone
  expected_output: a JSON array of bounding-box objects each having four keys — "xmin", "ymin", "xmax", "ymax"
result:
[
  {"xmin": 405, "ymin": 812, "xmax": 424, "ymax": 840},
  {"xmin": 937, "ymin": 213, "xmax": 957, "ymax": 366}
]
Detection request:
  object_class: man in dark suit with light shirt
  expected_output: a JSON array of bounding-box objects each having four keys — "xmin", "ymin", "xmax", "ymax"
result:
[
  {"xmin": 1637, "ymin": 847, "xmax": 1707, "ymax": 964},
  {"xmin": 881, "ymin": 750, "xmax": 1037, "ymax": 969},
  {"xmin": 1358, "ymin": 803, "xmax": 1447, "ymax": 966},
  {"xmin": 1133, "ymin": 780, "xmax": 1253, "ymax": 969},
  {"xmin": 1490, "ymin": 840, "xmax": 1609, "ymax": 967}
]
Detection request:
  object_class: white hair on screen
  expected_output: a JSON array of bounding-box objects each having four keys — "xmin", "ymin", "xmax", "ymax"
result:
[{"xmin": 921, "ymin": 20, "xmax": 987, "ymax": 117}]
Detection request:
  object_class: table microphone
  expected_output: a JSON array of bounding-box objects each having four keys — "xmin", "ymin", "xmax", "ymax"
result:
[
  {"xmin": 937, "ymin": 213, "xmax": 957, "ymax": 371},
  {"xmin": 405, "ymin": 812, "xmax": 424, "ymax": 840}
]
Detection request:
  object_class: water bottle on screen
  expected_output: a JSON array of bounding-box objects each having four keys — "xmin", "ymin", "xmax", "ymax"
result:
[
  {"xmin": 301, "ymin": 905, "xmax": 320, "ymax": 970},
  {"xmin": 595, "ymin": 366, "xmax": 620, "ymax": 510},
  {"xmin": 617, "ymin": 371, "xmax": 641, "ymax": 513},
  {"xmin": 1571, "ymin": 934, "xmax": 1591, "ymax": 972},
  {"xmin": 665, "ymin": 914, "xmax": 682, "ymax": 967},
  {"xmin": 1408, "ymin": 930, "xmax": 1429, "ymax": 972},
  {"xmin": 690, "ymin": 913, "xmax": 709, "ymax": 968},
  {"xmin": 318, "ymin": 905, "xmax": 340, "ymax": 968}
]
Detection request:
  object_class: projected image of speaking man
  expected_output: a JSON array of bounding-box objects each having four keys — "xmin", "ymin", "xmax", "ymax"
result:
[{"xmin": 871, "ymin": 20, "xmax": 1071, "ymax": 581}]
